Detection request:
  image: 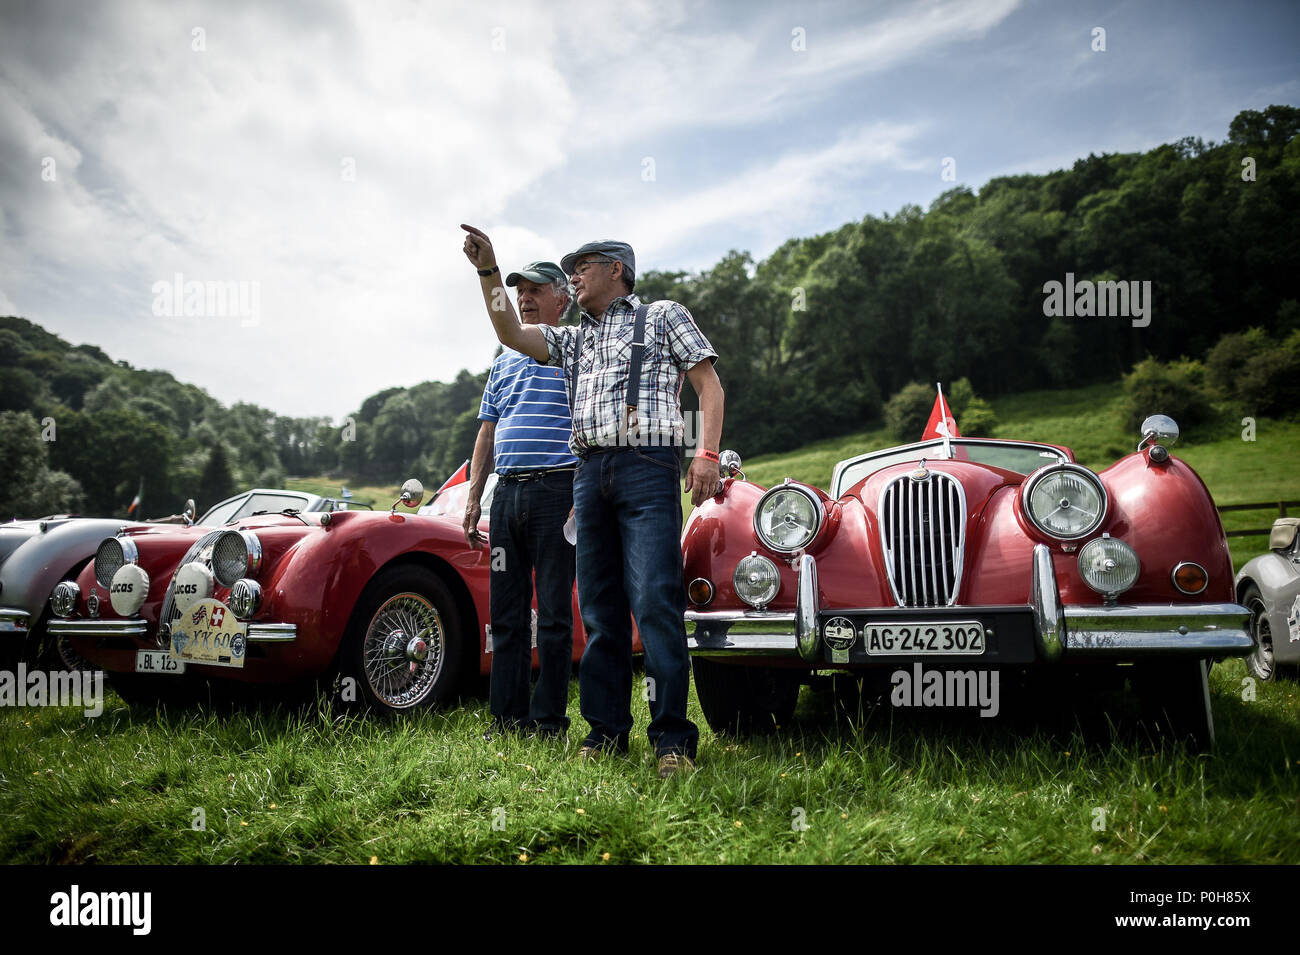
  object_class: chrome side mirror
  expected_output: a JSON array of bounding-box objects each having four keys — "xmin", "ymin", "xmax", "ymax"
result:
[
  {"xmin": 1137, "ymin": 414, "xmax": 1179, "ymax": 452},
  {"xmin": 719, "ymin": 449, "xmax": 744, "ymax": 480},
  {"xmin": 393, "ymin": 478, "xmax": 425, "ymax": 513},
  {"xmin": 183, "ymin": 499, "xmax": 196, "ymax": 526}
]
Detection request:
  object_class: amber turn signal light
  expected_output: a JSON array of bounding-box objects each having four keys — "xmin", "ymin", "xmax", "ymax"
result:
[
  {"xmin": 1171, "ymin": 561, "xmax": 1208, "ymax": 595},
  {"xmin": 688, "ymin": 578, "xmax": 715, "ymax": 607}
]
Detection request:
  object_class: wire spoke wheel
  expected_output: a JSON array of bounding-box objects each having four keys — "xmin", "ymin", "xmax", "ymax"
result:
[
  {"xmin": 1244, "ymin": 586, "xmax": 1276, "ymax": 682},
  {"xmin": 361, "ymin": 592, "xmax": 446, "ymax": 709}
]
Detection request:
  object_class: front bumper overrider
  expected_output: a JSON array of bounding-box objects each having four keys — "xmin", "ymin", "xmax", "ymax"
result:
[{"xmin": 686, "ymin": 545, "xmax": 1253, "ymax": 663}]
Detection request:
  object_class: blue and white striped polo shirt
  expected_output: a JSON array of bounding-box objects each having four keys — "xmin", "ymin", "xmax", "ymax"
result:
[{"xmin": 479, "ymin": 347, "xmax": 578, "ymax": 474}]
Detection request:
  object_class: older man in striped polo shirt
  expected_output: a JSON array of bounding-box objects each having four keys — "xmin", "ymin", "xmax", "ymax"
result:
[{"xmin": 463, "ymin": 260, "xmax": 578, "ymax": 741}]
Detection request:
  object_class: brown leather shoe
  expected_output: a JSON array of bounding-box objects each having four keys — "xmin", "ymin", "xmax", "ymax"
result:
[
  {"xmin": 658, "ymin": 753, "xmax": 696, "ymax": 779},
  {"xmin": 575, "ymin": 745, "xmax": 601, "ymax": 761}
]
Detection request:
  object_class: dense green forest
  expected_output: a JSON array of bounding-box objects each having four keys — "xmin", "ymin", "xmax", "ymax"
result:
[{"xmin": 1, "ymin": 106, "xmax": 1297, "ymax": 519}]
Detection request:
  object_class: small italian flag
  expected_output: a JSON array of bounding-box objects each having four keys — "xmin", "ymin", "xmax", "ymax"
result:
[{"xmin": 126, "ymin": 478, "xmax": 144, "ymax": 516}]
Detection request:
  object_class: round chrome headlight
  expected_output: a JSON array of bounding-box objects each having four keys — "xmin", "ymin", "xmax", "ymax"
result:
[
  {"xmin": 1078, "ymin": 535, "xmax": 1140, "ymax": 596},
  {"xmin": 1022, "ymin": 464, "xmax": 1107, "ymax": 541},
  {"xmin": 228, "ymin": 579, "xmax": 262, "ymax": 619},
  {"xmin": 754, "ymin": 484, "xmax": 823, "ymax": 553},
  {"xmin": 50, "ymin": 581, "xmax": 80, "ymax": 618},
  {"xmin": 212, "ymin": 530, "xmax": 262, "ymax": 587},
  {"xmin": 733, "ymin": 553, "xmax": 780, "ymax": 610},
  {"xmin": 94, "ymin": 536, "xmax": 139, "ymax": 588}
]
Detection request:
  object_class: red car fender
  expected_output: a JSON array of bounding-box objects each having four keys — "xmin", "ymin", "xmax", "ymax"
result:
[{"xmin": 259, "ymin": 510, "xmax": 492, "ymax": 674}]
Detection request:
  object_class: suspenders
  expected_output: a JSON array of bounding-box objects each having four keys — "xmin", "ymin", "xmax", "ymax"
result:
[
  {"xmin": 565, "ymin": 303, "xmax": 652, "ymax": 447},
  {"xmin": 623, "ymin": 304, "xmax": 650, "ymax": 439}
]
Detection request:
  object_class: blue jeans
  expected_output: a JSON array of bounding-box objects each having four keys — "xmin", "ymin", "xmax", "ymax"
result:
[
  {"xmin": 573, "ymin": 445, "xmax": 698, "ymax": 758},
  {"xmin": 488, "ymin": 469, "xmax": 575, "ymax": 732}
]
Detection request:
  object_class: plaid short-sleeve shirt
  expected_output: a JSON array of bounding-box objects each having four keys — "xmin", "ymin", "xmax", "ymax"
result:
[{"xmin": 539, "ymin": 293, "xmax": 716, "ymax": 454}]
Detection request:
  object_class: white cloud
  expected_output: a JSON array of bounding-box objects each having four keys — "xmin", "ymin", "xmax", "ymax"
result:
[
  {"xmin": 781, "ymin": 0, "xmax": 1023, "ymax": 82},
  {"xmin": 612, "ymin": 122, "xmax": 927, "ymax": 265},
  {"xmin": 0, "ymin": 0, "xmax": 578, "ymax": 417}
]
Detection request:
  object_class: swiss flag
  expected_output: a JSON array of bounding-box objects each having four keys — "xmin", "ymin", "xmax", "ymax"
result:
[
  {"xmin": 210, "ymin": 606, "xmax": 226, "ymax": 628},
  {"xmin": 921, "ymin": 384, "xmax": 961, "ymax": 440},
  {"xmin": 433, "ymin": 460, "xmax": 470, "ymax": 497}
]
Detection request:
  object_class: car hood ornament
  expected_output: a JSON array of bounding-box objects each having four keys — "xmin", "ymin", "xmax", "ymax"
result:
[{"xmin": 909, "ymin": 459, "xmax": 931, "ymax": 482}]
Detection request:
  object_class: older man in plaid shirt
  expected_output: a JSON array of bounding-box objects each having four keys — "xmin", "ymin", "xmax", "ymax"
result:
[{"xmin": 461, "ymin": 224, "xmax": 725, "ymax": 778}]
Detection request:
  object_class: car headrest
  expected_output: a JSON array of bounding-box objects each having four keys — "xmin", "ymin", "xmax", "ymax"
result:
[{"xmin": 1270, "ymin": 517, "xmax": 1299, "ymax": 551}]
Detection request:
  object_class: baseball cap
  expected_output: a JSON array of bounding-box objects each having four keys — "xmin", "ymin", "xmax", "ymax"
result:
[
  {"xmin": 560, "ymin": 241, "xmax": 636, "ymax": 289},
  {"xmin": 505, "ymin": 260, "xmax": 568, "ymax": 287}
]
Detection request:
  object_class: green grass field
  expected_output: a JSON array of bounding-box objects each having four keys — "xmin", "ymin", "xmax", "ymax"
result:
[
  {"xmin": 5, "ymin": 381, "xmax": 1296, "ymax": 865},
  {"xmin": 1, "ymin": 659, "xmax": 1296, "ymax": 864}
]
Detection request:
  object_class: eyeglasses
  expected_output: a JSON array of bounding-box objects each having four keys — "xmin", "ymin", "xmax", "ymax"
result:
[{"xmin": 571, "ymin": 258, "xmax": 615, "ymax": 278}]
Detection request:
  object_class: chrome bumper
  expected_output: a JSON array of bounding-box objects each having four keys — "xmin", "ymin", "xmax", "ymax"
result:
[
  {"xmin": 0, "ymin": 607, "xmax": 30, "ymax": 634},
  {"xmin": 685, "ymin": 546, "xmax": 1254, "ymax": 662},
  {"xmin": 47, "ymin": 618, "xmax": 297, "ymax": 643},
  {"xmin": 1033, "ymin": 544, "xmax": 1253, "ymax": 659},
  {"xmin": 687, "ymin": 554, "xmax": 819, "ymax": 658},
  {"xmin": 47, "ymin": 618, "xmax": 150, "ymax": 639}
]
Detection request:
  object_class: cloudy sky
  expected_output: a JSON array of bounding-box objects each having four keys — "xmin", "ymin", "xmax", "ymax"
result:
[{"xmin": 1, "ymin": 0, "xmax": 1297, "ymax": 420}]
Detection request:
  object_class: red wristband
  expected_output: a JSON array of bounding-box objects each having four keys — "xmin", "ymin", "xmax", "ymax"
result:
[{"xmin": 696, "ymin": 449, "xmax": 720, "ymax": 462}]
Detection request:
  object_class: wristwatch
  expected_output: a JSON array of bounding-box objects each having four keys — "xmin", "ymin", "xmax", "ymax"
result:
[{"xmin": 477, "ymin": 265, "xmax": 499, "ymax": 276}]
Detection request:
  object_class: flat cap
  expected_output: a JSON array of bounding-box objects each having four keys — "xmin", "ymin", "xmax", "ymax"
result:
[{"xmin": 560, "ymin": 240, "xmax": 636, "ymax": 289}]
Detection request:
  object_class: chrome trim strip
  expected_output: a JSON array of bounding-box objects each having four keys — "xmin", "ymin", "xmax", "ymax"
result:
[
  {"xmin": 0, "ymin": 607, "xmax": 30, "ymax": 633},
  {"xmin": 47, "ymin": 618, "xmax": 149, "ymax": 638},
  {"xmin": 247, "ymin": 623, "xmax": 296, "ymax": 643},
  {"xmin": 686, "ymin": 610, "xmax": 796, "ymax": 625},
  {"xmin": 1062, "ymin": 603, "xmax": 1252, "ymax": 658},
  {"xmin": 688, "ymin": 633, "xmax": 799, "ymax": 653},
  {"xmin": 1031, "ymin": 544, "xmax": 1065, "ymax": 660}
]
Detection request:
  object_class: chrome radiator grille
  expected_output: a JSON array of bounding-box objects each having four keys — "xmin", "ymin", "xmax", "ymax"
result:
[
  {"xmin": 879, "ymin": 471, "xmax": 966, "ymax": 607},
  {"xmin": 156, "ymin": 529, "xmax": 224, "ymax": 648}
]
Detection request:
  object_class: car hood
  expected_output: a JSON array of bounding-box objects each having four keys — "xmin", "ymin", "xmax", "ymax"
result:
[{"xmin": 845, "ymin": 456, "xmax": 1027, "ymax": 523}]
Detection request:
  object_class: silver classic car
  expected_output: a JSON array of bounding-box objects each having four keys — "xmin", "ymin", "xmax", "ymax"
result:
[
  {"xmin": 1235, "ymin": 517, "xmax": 1300, "ymax": 681},
  {"xmin": 0, "ymin": 488, "xmax": 368, "ymax": 669}
]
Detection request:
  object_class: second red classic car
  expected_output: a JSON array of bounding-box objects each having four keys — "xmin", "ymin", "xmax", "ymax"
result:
[
  {"xmin": 46, "ymin": 475, "xmax": 593, "ymax": 712},
  {"xmin": 683, "ymin": 410, "xmax": 1253, "ymax": 749}
]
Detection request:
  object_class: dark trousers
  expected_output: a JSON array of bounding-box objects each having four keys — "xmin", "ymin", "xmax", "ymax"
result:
[
  {"xmin": 573, "ymin": 445, "xmax": 698, "ymax": 758},
  {"xmin": 488, "ymin": 469, "xmax": 575, "ymax": 732}
]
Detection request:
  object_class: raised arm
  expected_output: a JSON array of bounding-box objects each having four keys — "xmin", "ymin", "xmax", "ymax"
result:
[{"xmin": 460, "ymin": 224, "xmax": 551, "ymax": 363}]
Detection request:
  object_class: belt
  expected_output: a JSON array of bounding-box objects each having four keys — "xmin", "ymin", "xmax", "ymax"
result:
[
  {"xmin": 499, "ymin": 467, "xmax": 577, "ymax": 482},
  {"xmin": 579, "ymin": 442, "xmax": 683, "ymax": 460}
]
